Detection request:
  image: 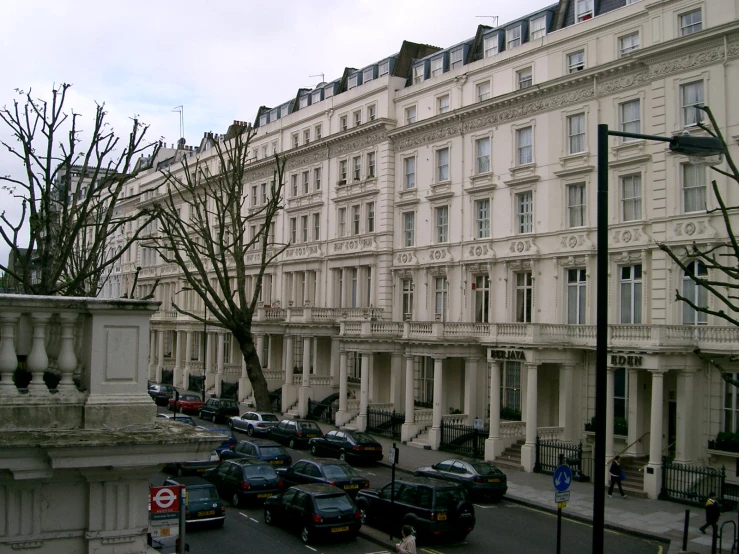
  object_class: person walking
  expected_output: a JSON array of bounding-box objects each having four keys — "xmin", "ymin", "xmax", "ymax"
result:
[
  {"xmin": 395, "ymin": 525, "xmax": 417, "ymax": 554},
  {"xmin": 608, "ymin": 455, "xmax": 626, "ymax": 498},
  {"xmin": 699, "ymin": 492, "xmax": 721, "ymax": 535}
]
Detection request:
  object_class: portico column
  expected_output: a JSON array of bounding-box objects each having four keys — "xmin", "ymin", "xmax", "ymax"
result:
[
  {"xmin": 401, "ymin": 355, "xmax": 416, "ymax": 442},
  {"xmin": 355, "ymin": 353, "xmax": 370, "ymax": 431},
  {"xmin": 173, "ymin": 330, "xmax": 184, "ymax": 388},
  {"xmin": 485, "ymin": 361, "xmax": 502, "ymax": 460},
  {"xmin": 184, "ymin": 331, "xmax": 193, "ymax": 386},
  {"xmin": 239, "ymin": 354, "xmax": 253, "ymax": 404},
  {"xmin": 675, "ymin": 370, "xmax": 695, "ymax": 464},
  {"xmin": 427, "ymin": 357, "xmax": 444, "ymax": 450},
  {"xmin": 256, "ymin": 335, "xmax": 265, "ymax": 367},
  {"xmin": 156, "ymin": 329, "xmax": 165, "ymax": 384},
  {"xmin": 204, "ymin": 332, "xmax": 214, "ymax": 393},
  {"xmin": 644, "ymin": 370, "xmax": 665, "ymax": 499},
  {"xmin": 521, "ymin": 362, "xmax": 538, "ymax": 472},
  {"xmin": 282, "ymin": 335, "xmax": 294, "ymax": 412},
  {"xmin": 148, "ymin": 330, "xmax": 157, "ymax": 381},
  {"xmin": 606, "ymin": 367, "xmax": 615, "ymax": 461},
  {"xmin": 336, "ymin": 350, "xmax": 349, "ymax": 426},
  {"xmin": 298, "ymin": 336, "xmax": 312, "ymax": 417},
  {"xmin": 390, "ymin": 353, "xmax": 403, "ymax": 412},
  {"xmin": 626, "ymin": 369, "xmax": 644, "ymax": 457},
  {"xmin": 559, "ymin": 364, "xmax": 575, "ymax": 442},
  {"xmin": 215, "ymin": 332, "xmax": 225, "ymax": 397},
  {"xmin": 464, "ymin": 358, "xmax": 479, "ymax": 426}
]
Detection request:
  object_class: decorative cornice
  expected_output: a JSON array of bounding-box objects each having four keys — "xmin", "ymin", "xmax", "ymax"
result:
[{"xmin": 332, "ymin": 237, "xmax": 377, "ymax": 254}]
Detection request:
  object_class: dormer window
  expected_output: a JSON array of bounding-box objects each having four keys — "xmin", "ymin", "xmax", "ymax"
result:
[
  {"xmin": 450, "ymin": 47, "xmax": 464, "ymax": 70},
  {"xmin": 348, "ymin": 73, "xmax": 360, "ymax": 89},
  {"xmin": 324, "ymin": 85, "xmax": 334, "ymax": 99},
  {"xmin": 270, "ymin": 109, "xmax": 279, "ymax": 122},
  {"xmin": 259, "ymin": 114, "xmax": 268, "ymax": 126},
  {"xmin": 413, "ymin": 65, "xmax": 424, "ymax": 84},
  {"xmin": 378, "ymin": 60, "xmax": 390, "ymax": 77},
  {"xmin": 530, "ymin": 16, "xmax": 546, "ymax": 40},
  {"xmin": 311, "ymin": 89, "xmax": 322, "ymax": 104},
  {"xmin": 363, "ymin": 66, "xmax": 376, "ymax": 83},
  {"xmin": 507, "ymin": 26, "xmax": 522, "ymax": 49},
  {"xmin": 484, "ymin": 35, "xmax": 499, "ymax": 57},
  {"xmin": 576, "ymin": 0, "xmax": 593, "ymax": 22},
  {"xmin": 281, "ymin": 105, "xmax": 290, "ymax": 118},
  {"xmin": 431, "ymin": 57, "xmax": 443, "ymax": 77},
  {"xmin": 299, "ymin": 95, "xmax": 310, "ymax": 109}
]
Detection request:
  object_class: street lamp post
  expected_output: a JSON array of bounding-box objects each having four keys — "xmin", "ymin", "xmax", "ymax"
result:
[{"xmin": 592, "ymin": 123, "xmax": 723, "ymax": 554}]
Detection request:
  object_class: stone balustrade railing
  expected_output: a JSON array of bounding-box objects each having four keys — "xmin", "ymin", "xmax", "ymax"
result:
[
  {"xmin": 538, "ymin": 426, "xmax": 564, "ymax": 441},
  {"xmin": 262, "ymin": 370, "xmax": 285, "ymax": 381},
  {"xmin": 293, "ymin": 374, "xmax": 303, "ymax": 385},
  {"xmin": 309, "ymin": 376, "xmax": 331, "ymax": 387},
  {"xmin": 415, "ymin": 408, "xmax": 433, "ymax": 423},
  {"xmin": 346, "ymin": 399, "xmax": 360, "ymax": 413},
  {"xmin": 368, "ymin": 402, "xmax": 395, "ymax": 410},
  {"xmin": 500, "ymin": 421, "xmax": 526, "ymax": 439},
  {"xmin": 223, "ymin": 364, "xmax": 241, "ymax": 375},
  {"xmin": 441, "ymin": 414, "xmax": 469, "ymax": 426}
]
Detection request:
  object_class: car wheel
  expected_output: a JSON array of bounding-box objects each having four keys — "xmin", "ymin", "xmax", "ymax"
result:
[
  {"xmin": 289, "ymin": 438, "xmax": 296, "ymax": 449},
  {"xmin": 356, "ymin": 500, "xmax": 369, "ymax": 524},
  {"xmin": 231, "ymin": 492, "xmax": 241, "ymax": 508},
  {"xmin": 228, "ymin": 420, "xmax": 234, "ymax": 430},
  {"xmin": 264, "ymin": 508, "xmax": 273, "ymax": 525},
  {"xmin": 301, "ymin": 525, "xmax": 311, "ymax": 544},
  {"xmin": 247, "ymin": 426, "xmax": 254, "ymax": 437},
  {"xmin": 211, "ymin": 413, "xmax": 217, "ymax": 423},
  {"xmin": 179, "ymin": 406, "xmax": 184, "ymax": 414},
  {"xmin": 310, "ymin": 445, "xmax": 318, "ymax": 456},
  {"xmin": 339, "ymin": 451, "xmax": 347, "ymax": 462}
]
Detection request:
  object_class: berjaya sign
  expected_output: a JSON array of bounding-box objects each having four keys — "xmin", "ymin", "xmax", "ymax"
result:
[{"xmin": 488, "ymin": 349, "xmax": 526, "ymax": 361}]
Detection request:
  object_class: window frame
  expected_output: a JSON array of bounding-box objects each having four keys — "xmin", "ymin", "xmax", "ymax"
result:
[
  {"xmin": 507, "ymin": 26, "xmax": 522, "ymax": 49},
  {"xmin": 576, "ymin": 0, "xmax": 594, "ymax": 22},
  {"xmin": 437, "ymin": 94, "xmax": 450, "ymax": 115},
  {"xmin": 476, "ymin": 136, "xmax": 491, "ymax": 174},
  {"xmin": 484, "ymin": 34, "xmax": 499, "ymax": 57},
  {"xmin": 405, "ymin": 105, "xmax": 417, "ymax": 124},
  {"xmin": 530, "ymin": 16, "xmax": 547, "ymax": 40},
  {"xmin": 516, "ymin": 126, "xmax": 533, "ymax": 166},
  {"xmin": 404, "ymin": 156, "xmax": 416, "ymax": 190},
  {"xmin": 567, "ymin": 182, "xmax": 586, "ymax": 228},
  {"xmin": 567, "ymin": 113, "xmax": 586, "ymax": 154},
  {"xmin": 680, "ymin": 80, "xmax": 704, "ymax": 127},
  {"xmin": 567, "ymin": 268, "xmax": 587, "ymax": 324},
  {"xmin": 450, "ymin": 47, "xmax": 464, "ymax": 69},
  {"xmin": 366, "ymin": 202, "xmax": 375, "ymax": 233},
  {"xmin": 435, "ymin": 205, "xmax": 449, "ymax": 243},
  {"xmin": 679, "ymin": 8, "xmax": 702, "ymax": 37},
  {"xmin": 516, "ymin": 190, "xmax": 534, "ymax": 234},
  {"xmin": 517, "ymin": 67, "xmax": 533, "ymax": 90},
  {"xmin": 434, "ymin": 276, "xmax": 449, "ymax": 321},
  {"xmin": 475, "ymin": 198, "xmax": 491, "ymax": 239},
  {"xmin": 567, "ymin": 49, "xmax": 585, "ymax": 73},
  {"xmin": 436, "ymin": 147, "xmax": 450, "ymax": 182},
  {"xmin": 619, "ymin": 31, "xmax": 640, "ymax": 57},
  {"xmin": 477, "ymin": 81, "xmax": 491, "ymax": 102},
  {"xmin": 682, "ymin": 164, "xmax": 706, "ymax": 213},
  {"xmin": 619, "ymin": 98, "xmax": 641, "ymax": 140},
  {"xmin": 402, "ymin": 211, "xmax": 415, "ymax": 247},
  {"xmin": 682, "ymin": 260, "xmax": 708, "ymax": 325},
  {"xmin": 515, "ymin": 271, "xmax": 533, "ymax": 323},
  {"xmin": 619, "ymin": 263, "xmax": 643, "ymax": 324},
  {"xmin": 620, "ymin": 173, "xmax": 642, "ymax": 222}
]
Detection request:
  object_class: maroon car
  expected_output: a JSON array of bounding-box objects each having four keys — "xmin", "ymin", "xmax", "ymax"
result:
[{"xmin": 168, "ymin": 393, "xmax": 205, "ymax": 414}]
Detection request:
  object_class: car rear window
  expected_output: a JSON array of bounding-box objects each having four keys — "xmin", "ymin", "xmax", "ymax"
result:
[
  {"xmin": 434, "ymin": 487, "xmax": 467, "ymax": 508},
  {"xmin": 299, "ymin": 422, "xmax": 321, "ymax": 432},
  {"xmin": 323, "ymin": 465, "xmax": 359, "ymax": 479},
  {"xmin": 182, "ymin": 395, "xmax": 200, "ymax": 401},
  {"xmin": 187, "ymin": 487, "xmax": 219, "ymax": 502},
  {"xmin": 314, "ymin": 494, "xmax": 354, "ymax": 512},
  {"xmin": 352, "ymin": 433, "xmax": 376, "ymax": 444},
  {"xmin": 259, "ymin": 447, "xmax": 286, "ymax": 457},
  {"xmin": 242, "ymin": 464, "xmax": 279, "ymax": 479},
  {"xmin": 221, "ymin": 400, "xmax": 238, "ymax": 408},
  {"xmin": 261, "ymin": 414, "xmax": 279, "ymax": 422},
  {"xmin": 470, "ymin": 462, "xmax": 502, "ymax": 476}
]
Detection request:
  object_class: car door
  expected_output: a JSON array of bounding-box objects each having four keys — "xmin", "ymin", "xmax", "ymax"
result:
[
  {"xmin": 429, "ymin": 460, "xmax": 454, "ymax": 480},
  {"xmin": 210, "ymin": 464, "xmax": 231, "ymax": 496},
  {"xmin": 450, "ymin": 461, "xmax": 472, "ymax": 487},
  {"xmin": 284, "ymin": 461, "xmax": 308, "ymax": 486},
  {"xmin": 273, "ymin": 421, "xmax": 290, "ymax": 444},
  {"xmin": 222, "ymin": 464, "xmax": 245, "ymax": 498},
  {"xmin": 287, "ymin": 490, "xmax": 310, "ymax": 531},
  {"xmin": 274, "ymin": 488, "xmax": 297, "ymax": 523},
  {"xmin": 301, "ymin": 463, "xmax": 323, "ymax": 485},
  {"xmin": 320, "ymin": 431, "xmax": 338, "ymax": 456},
  {"xmin": 375, "ymin": 482, "xmax": 407, "ymax": 526}
]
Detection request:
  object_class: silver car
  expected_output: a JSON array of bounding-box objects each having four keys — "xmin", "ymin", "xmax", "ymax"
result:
[{"xmin": 228, "ymin": 411, "xmax": 279, "ymax": 436}]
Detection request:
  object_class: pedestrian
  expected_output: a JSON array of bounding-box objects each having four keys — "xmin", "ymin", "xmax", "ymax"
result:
[
  {"xmin": 395, "ymin": 525, "xmax": 417, "ymax": 554},
  {"xmin": 608, "ymin": 455, "xmax": 626, "ymax": 498},
  {"xmin": 699, "ymin": 491, "xmax": 721, "ymax": 535}
]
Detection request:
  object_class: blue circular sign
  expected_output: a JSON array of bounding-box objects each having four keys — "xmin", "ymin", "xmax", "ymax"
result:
[{"xmin": 553, "ymin": 465, "xmax": 573, "ymax": 492}]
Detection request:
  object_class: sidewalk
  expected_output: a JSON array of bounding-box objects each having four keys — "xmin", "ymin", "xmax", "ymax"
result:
[{"xmin": 310, "ymin": 422, "xmax": 738, "ymax": 554}]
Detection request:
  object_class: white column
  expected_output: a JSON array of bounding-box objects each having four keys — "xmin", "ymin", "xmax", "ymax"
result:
[
  {"xmin": 215, "ymin": 333, "xmax": 225, "ymax": 397},
  {"xmin": 521, "ymin": 362, "xmax": 538, "ymax": 472},
  {"xmin": 27, "ymin": 312, "xmax": 52, "ymax": 395},
  {"xmin": 256, "ymin": 335, "xmax": 265, "ymax": 368},
  {"xmin": 485, "ymin": 361, "xmax": 502, "ymax": 460},
  {"xmin": 336, "ymin": 350, "xmax": 349, "ymax": 426},
  {"xmin": 204, "ymin": 332, "xmax": 214, "ymax": 393},
  {"xmin": 427, "ymin": 357, "xmax": 445, "ymax": 450},
  {"xmin": 298, "ymin": 336, "xmax": 312, "ymax": 417},
  {"xmin": 559, "ymin": 364, "xmax": 575, "ymax": 442},
  {"xmin": 390, "ymin": 353, "xmax": 403, "ymax": 412},
  {"xmin": 174, "ymin": 330, "xmax": 184, "ymax": 388},
  {"xmin": 184, "ymin": 331, "xmax": 193, "ymax": 386},
  {"xmin": 356, "ymin": 353, "xmax": 371, "ymax": 431},
  {"xmin": 644, "ymin": 370, "xmax": 665, "ymax": 499},
  {"xmin": 464, "ymin": 358, "xmax": 479, "ymax": 425},
  {"xmin": 282, "ymin": 335, "xmax": 294, "ymax": 413},
  {"xmin": 675, "ymin": 370, "xmax": 695, "ymax": 464},
  {"xmin": 312, "ymin": 337, "xmax": 318, "ymax": 375},
  {"xmin": 0, "ymin": 312, "xmax": 21, "ymax": 395},
  {"xmin": 626, "ymin": 369, "xmax": 643, "ymax": 456},
  {"xmin": 606, "ymin": 367, "xmax": 615, "ymax": 461},
  {"xmin": 156, "ymin": 330, "xmax": 165, "ymax": 384},
  {"xmin": 148, "ymin": 329, "xmax": 156, "ymax": 380}
]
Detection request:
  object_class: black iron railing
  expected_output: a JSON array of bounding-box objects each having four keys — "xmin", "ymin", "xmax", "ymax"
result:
[
  {"xmin": 659, "ymin": 458, "xmax": 727, "ymax": 506},
  {"xmin": 161, "ymin": 370, "xmax": 173, "ymax": 385},
  {"xmin": 534, "ymin": 438, "xmax": 590, "ymax": 482},
  {"xmin": 220, "ymin": 380, "xmax": 238, "ymax": 400},
  {"xmin": 188, "ymin": 375, "xmax": 204, "ymax": 393},
  {"xmin": 439, "ymin": 421, "xmax": 488, "ymax": 459},
  {"xmin": 367, "ymin": 408, "xmax": 403, "ymax": 439},
  {"xmin": 307, "ymin": 399, "xmax": 336, "ymax": 424}
]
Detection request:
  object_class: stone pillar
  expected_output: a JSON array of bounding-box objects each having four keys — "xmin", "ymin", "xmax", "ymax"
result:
[
  {"xmin": 644, "ymin": 370, "xmax": 665, "ymax": 499},
  {"xmin": 356, "ymin": 353, "xmax": 370, "ymax": 431},
  {"xmin": 606, "ymin": 367, "xmax": 615, "ymax": 461},
  {"xmin": 521, "ymin": 362, "xmax": 538, "ymax": 472},
  {"xmin": 204, "ymin": 332, "xmax": 214, "ymax": 393},
  {"xmin": 464, "ymin": 358, "xmax": 479, "ymax": 425},
  {"xmin": 27, "ymin": 312, "xmax": 52, "ymax": 395},
  {"xmin": 390, "ymin": 353, "xmax": 403, "ymax": 413},
  {"xmin": 174, "ymin": 331, "xmax": 184, "ymax": 388},
  {"xmin": 626, "ymin": 368, "xmax": 644, "ymax": 457},
  {"xmin": 239, "ymin": 355, "xmax": 253, "ymax": 404},
  {"xmin": 427, "ymin": 357, "xmax": 444, "ymax": 450},
  {"xmin": 675, "ymin": 370, "xmax": 695, "ymax": 464},
  {"xmin": 559, "ymin": 364, "xmax": 575, "ymax": 442},
  {"xmin": 56, "ymin": 313, "xmax": 79, "ymax": 394},
  {"xmin": 401, "ymin": 354, "xmax": 416, "ymax": 442},
  {"xmin": 485, "ymin": 361, "xmax": 502, "ymax": 460},
  {"xmin": 156, "ymin": 329, "xmax": 165, "ymax": 384},
  {"xmin": 184, "ymin": 331, "xmax": 193, "ymax": 387},
  {"xmin": 336, "ymin": 349, "xmax": 349, "ymax": 426},
  {"xmin": 312, "ymin": 337, "xmax": 318, "ymax": 375},
  {"xmin": 298, "ymin": 336, "xmax": 311, "ymax": 417},
  {"xmin": 148, "ymin": 330, "xmax": 156, "ymax": 381},
  {"xmin": 282, "ymin": 335, "xmax": 294, "ymax": 413},
  {"xmin": 215, "ymin": 333, "xmax": 225, "ymax": 397}
]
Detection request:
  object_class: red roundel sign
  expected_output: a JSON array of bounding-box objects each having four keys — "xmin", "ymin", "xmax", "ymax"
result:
[{"xmin": 150, "ymin": 486, "xmax": 180, "ymax": 513}]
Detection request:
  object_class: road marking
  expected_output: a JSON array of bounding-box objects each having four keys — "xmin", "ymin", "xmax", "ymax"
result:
[
  {"xmin": 474, "ymin": 504, "xmax": 496, "ymax": 509},
  {"xmin": 238, "ymin": 512, "xmax": 258, "ymax": 524},
  {"xmin": 421, "ymin": 549, "xmax": 445, "ymax": 554},
  {"xmin": 250, "ymin": 517, "xmax": 259, "ymax": 523},
  {"xmin": 304, "ymin": 546, "xmax": 317, "ymax": 552}
]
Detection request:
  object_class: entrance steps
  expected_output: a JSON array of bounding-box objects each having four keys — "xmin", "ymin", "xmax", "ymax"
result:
[
  {"xmin": 408, "ymin": 427, "xmax": 432, "ymax": 450},
  {"xmin": 605, "ymin": 456, "xmax": 649, "ymax": 499},
  {"xmin": 494, "ymin": 440, "xmax": 525, "ymax": 471}
]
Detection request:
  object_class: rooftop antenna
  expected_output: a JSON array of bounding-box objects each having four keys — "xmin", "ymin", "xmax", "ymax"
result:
[
  {"xmin": 172, "ymin": 106, "xmax": 184, "ymax": 141},
  {"xmin": 309, "ymin": 73, "xmax": 325, "ymax": 85},
  {"xmin": 475, "ymin": 15, "xmax": 499, "ymax": 26}
]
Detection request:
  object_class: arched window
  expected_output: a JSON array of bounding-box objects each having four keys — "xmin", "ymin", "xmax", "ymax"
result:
[{"xmin": 682, "ymin": 261, "xmax": 708, "ymax": 325}]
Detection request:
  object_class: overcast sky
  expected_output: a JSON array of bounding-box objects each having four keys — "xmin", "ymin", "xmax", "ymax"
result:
[{"xmin": 0, "ymin": 0, "xmax": 545, "ymax": 268}]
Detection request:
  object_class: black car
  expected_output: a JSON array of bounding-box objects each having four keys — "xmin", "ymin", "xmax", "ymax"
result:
[
  {"xmin": 162, "ymin": 476, "xmax": 225, "ymax": 527},
  {"xmin": 148, "ymin": 383, "xmax": 177, "ymax": 406},
  {"xmin": 264, "ymin": 484, "xmax": 362, "ymax": 544},
  {"xmin": 219, "ymin": 438, "xmax": 293, "ymax": 467},
  {"xmin": 415, "ymin": 459, "xmax": 508, "ymax": 501},
  {"xmin": 355, "ymin": 476, "xmax": 475, "ymax": 544},
  {"xmin": 276, "ymin": 459, "xmax": 369, "ymax": 498},
  {"xmin": 309, "ymin": 430, "xmax": 383, "ymax": 464},
  {"xmin": 204, "ymin": 459, "xmax": 283, "ymax": 507},
  {"xmin": 270, "ymin": 419, "xmax": 324, "ymax": 449},
  {"xmin": 198, "ymin": 398, "xmax": 240, "ymax": 423}
]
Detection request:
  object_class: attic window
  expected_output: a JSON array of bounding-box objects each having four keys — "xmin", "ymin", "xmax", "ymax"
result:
[
  {"xmin": 413, "ymin": 65, "xmax": 424, "ymax": 84},
  {"xmin": 378, "ymin": 60, "xmax": 390, "ymax": 76},
  {"xmin": 348, "ymin": 74, "xmax": 359, "ymax": 89},
  {"xmin": 299, "ymin": 95, "xmax": 310, "ymax": 109},
  {"xmin": 484, "ymin": 35, "xmax": 499, "ymax": 57},
  {"xmin": 507, "ymin": 26, "xmax": 522, "ymax": 49},
  {"xmin": 259, "ymin": 114, "xmax": 268, "ymax": 126},
  {"xmin": 576, "ymin": 0, "xmax": 593, "ymax": 22},
  {"xmin": 324, "ymin": 86, "xmax": 334, "ymax": 99},
  {"xmin": 281, "ymin": 105, "xmax": 290, "ymax": 117},
  {"xmin": 312, "ymin": 89, "xmax": 322, "ymax": 104},
  {"xmin": 363, "ymin": 66, "xmax": 375, "ymax": 83},
  {"xmin": 270, "ymin": 109, "xmax": 279, "ymax": 121},
  {"xmin": 530, "ymin": 16, "xmax": 546, "ymax": 40},
  {"xmin": 431, "ymin": 57, "xmax": 443, "ymax": 77},
  {"xmin": 450, "ymin": 48, "xmax": 464, "ymax": 70}
]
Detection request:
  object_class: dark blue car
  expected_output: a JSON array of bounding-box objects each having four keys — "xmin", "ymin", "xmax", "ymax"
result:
[{"xmin": 196, "ymin": 426, "xmax": 237, "ymax": 454}]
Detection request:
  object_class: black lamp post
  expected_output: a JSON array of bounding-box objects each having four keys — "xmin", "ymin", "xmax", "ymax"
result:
[{"xmin": 592, "ymin": 124, "xmax": 723, "ymax": 554}]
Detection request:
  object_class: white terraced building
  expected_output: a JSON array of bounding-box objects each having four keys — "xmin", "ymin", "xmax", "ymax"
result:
[{"xmin": 109, "ymin": 0, "xmax": 739, "ymax": 499}]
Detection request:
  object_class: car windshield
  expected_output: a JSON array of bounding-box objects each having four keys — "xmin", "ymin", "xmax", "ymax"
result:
[
  {"xmin": 242, "ymin": 464, "xmax": 278, "ymax": 479},
  {"xmin": 187, "ymin": 487, "xmax": 219, "ymax": 502},
  {"xmin": 259, "ymin": 447, "xmax": 285, "ymax": 457},
  {"xmin": 314, "ymin": 494, "xmax": 354, "ymax": 512},
  {"xmin": 299, "ymin": 422, "xmax": 321, "ymax": 432},
  {"xmin": 221, "ymin": 400, "xmax": 238, "ymax": 409},
  {"xmin": 323, "ymin": 465, "xmax": 359, "ymax": 479},
  {"xmin": 434, "ymin": 487, "xmax": 467, "ymax": 508},
  {"xmin": 260, "ymin": 414, "xmax": 279, "ymax": 422},
  {"xmin": 471, "ymin": 463, "xmax": 502, "ymax": 476},
  {"xmin": 352, "ymin": 433, "xmax": 376, "ymax": 444}
]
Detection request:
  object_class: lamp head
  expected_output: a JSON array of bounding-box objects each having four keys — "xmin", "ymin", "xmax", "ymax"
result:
[{"xmin": 669, "ymin": 134, "xmax": 724, "ymax": 157}]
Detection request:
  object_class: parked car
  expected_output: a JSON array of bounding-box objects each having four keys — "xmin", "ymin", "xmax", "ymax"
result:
[
  {"xmin": 276, "ymin": 459, "xmax": 369, "ymax": 498},
  {"xmin": 161, "ymin": 476, "xmax": 225, "ymax": 527},
  {"xmin": 198, "ymin": 398, "xmax": 240, "ymax": 423},
  {"xmin": 156, "ymin": 413, "xmax": 196, "ymax": 426},
  {"xmin": 355, "ymin": 476, "xmax": 475, "ymax": 544},
  {"xmin": 264, "ymin": 484, "xmax": 362, "ymax": 544},
  {"xmin": 148, "ymin": 383, "xmax": 177, "ymax": 406},
  {"xmin": 219, "ymin": 438, "xmax": 292, "ymax": 467},
  {"xmin": 168, "ymin": 393, "xmax": 205, "ymax": 415},
  {"xmin": 204, "ymin": 459, "xmax": 283, "ymax": 507},
  {"xmin": 163, "ymin": 450, "xmax": 220, "ymax": 476},
  {"xmin": 195, "ymin": 426, "xmax": 237, "ymax": 454},
  {"xmin": 414, "ymin": 459, "xmax": 508, "ymax": 501},
  {"xmin": 270, "ymin": 419, "xmax": 324, "ymax": 449},
  {"xmin": 229, "ymin": 411, "xmax": 279, "ymax": 436},
  {"xmin": 309, "ymin": 430, "xmax": 383, "ymax": 464}
]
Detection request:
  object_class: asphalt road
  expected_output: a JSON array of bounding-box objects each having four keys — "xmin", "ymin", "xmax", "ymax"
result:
[{"xmin": 153, "ymin": 408, "xmax": 665, "ymax": 554}]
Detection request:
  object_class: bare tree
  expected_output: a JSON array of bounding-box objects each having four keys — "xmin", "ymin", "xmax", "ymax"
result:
[
  {"xmin": 0, "ymin": 83, "xmax": 160, "ymax": 296},
  {"xmin": 658, "ymin": 105, "xmax": 739, "ymax": 385},
  {"xmin": 149, "ymin": 123, "xmax": 287, "ymax": 411}
]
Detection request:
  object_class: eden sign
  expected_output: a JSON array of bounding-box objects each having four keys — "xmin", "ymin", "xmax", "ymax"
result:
[
  {"xmin": 488, "ymin": 349, "xmax": 526, "ymax": 361},
  {"xmin": 610, "ymin": 354, "xmax": 643, "ymax": 367}
]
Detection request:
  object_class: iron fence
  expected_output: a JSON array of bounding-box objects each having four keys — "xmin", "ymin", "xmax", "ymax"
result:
[
  {"xmin": 439, "ymin": 421, "xmax": 487, "ymax": 459},
  {"xmin": 220, "ymin": 380, "xmax": 238, "ymax": 400},
  {"xmin": 534, "ymin": 438, "xmax": 590, "ymax": 482},
  {"xmin": 188, "ymin": 375, "xmax": 204, "ymax": 393},
  {"xmin": 367, "ymin": 408, "xmax": 404, "ymax": 440},
  {"xmin": 307, "ymin": 399, "xmax": 337, "ymax": 424},
  {"xmin": 659, "ymin": 458, "xmax": 727, "ymax": 506},
  {"xmin": 161, "ymin": 370, "xmax": 173, "ymax": 385}
]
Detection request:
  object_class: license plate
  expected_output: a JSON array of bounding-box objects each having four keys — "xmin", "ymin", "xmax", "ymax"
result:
[
  {"xmin": 344, "ymin": 484, "xmax": 359, "ymax": 490},
  {"xmin": 331, "ymin": 526, "xmax": 350, "ymax": 533},
  {"xmin": 364, "ymin": 447, "xmax": 375, "ymax": 451},
  {"xmin": 257, "ymin": 493, "xmax": 271, "ymax": 498},
  {"xmin": 269, "ymin": 460, "xmax": 283, "ymax": 465},
  {"xmin": 437, "ymin": 513, "xmax": 447, "ymax": 521},
  {"xmin": 488, "ymin": 478, "xmax": 500, "ymax": 483},
  {"xmin": 196, "ymin": 468, "xmax": 207, "ymax": 473},
  {"xmin": 306, "ymin": 434, "xmax": 318, "ymax": 438},
  {"xmin": 197, "ymin": 510, "xmax": 215, "ymax": 516}
]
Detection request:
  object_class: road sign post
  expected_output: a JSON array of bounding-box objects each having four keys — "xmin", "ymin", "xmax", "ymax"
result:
[
  {"xmin": 150, "ymin": 486, "xmax": 181, "ymax": 541},
  {"xmin": 389, "ymin": 442, "xmax": 399, "ymax": 540},
  {"xmin": 179, "ymin": 486, "xmax": 186, "ymax": 554},
  {"xmin": 552, "ymin": 465, "xmax": 572, "ymax": 554}
]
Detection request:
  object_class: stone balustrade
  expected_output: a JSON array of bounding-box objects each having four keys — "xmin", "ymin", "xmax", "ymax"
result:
[
  {"xmin": 309, "ymin": 376, "xmax": 331, "ymax": 387},
  {"xmin": 415, "ymin": 408, "xmax": 434, "ymax": 423},
  {"xmin": 262, "ymin": 370, "xmax": 285, "ymax": 381},
  {"xmin": 441, "ymin": 414, "xmax": 469, "ymax": 426},
  {"xmin": 538, "ymin": 426, "xmax": 564, "ymax": 441},
  {"xmin": 500, "ymin": 420, "xmax": 526, "ymax": 439}
]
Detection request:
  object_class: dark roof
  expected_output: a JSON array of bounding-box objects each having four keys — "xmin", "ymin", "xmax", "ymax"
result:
[
  {"xmin": 396, "ymin": 475, "xmax": 465, "ymax": 488},
  {"xmin": 163, "ymin": 476, "xmax": 212, "ymax": 487},
  {"xmin": 288, "ymin": 483, "xmax": 347, "ymax": 496},
  {"xmin": 223, "ymin": 458, "xmax": 271, "ymax": 466},
  {"xmin": 306, "ymin": 458, "xmax": 352, "ymax": 466},
  {"xmin": 238, "ymin": 438, "xmax": 282, "ymax": 447}
]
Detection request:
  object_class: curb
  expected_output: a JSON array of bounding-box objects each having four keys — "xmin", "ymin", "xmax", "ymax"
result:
[{"xmin": 357, "ymin": 526, "xmax": 398, "ymax": 551}]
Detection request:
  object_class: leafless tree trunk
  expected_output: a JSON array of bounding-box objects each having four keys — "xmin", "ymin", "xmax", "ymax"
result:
[
  {"xmin": 149, "ymin": 123, "xmax": 287, "ymax": 411},
  {"xmin": 0, "ymin": 83, "xmax": 160, "ymax": 296}
]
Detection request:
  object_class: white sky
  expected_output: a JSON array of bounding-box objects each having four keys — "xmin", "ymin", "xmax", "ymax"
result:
[{"xmin": 0, "ymin": 0, "xmax": 545, "ymax": 267}]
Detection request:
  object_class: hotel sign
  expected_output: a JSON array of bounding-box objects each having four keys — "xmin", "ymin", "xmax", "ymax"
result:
[
  {"xmin": 609, "ymin": 354, "xmax": 643, "ymax": 367},
  {"xmin": 488, "ymin": 349, "xmax": 526, "ymax": 361}
]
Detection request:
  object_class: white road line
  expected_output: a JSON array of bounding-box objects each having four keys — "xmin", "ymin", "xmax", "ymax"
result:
[
  {"xmin": 304, "ymin": 546, "xmax": 317, "ymax": 552},
  {"xmin": 474, "ymin": 504, "xmax": 496, "ymax": 509},
  {"xmin": 250, "ymin": 517, "xmax": 259, "ymax": 523},
  {"xmin": 238, "ymin": 512, "xmax": 259, "ymax": 523}
]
